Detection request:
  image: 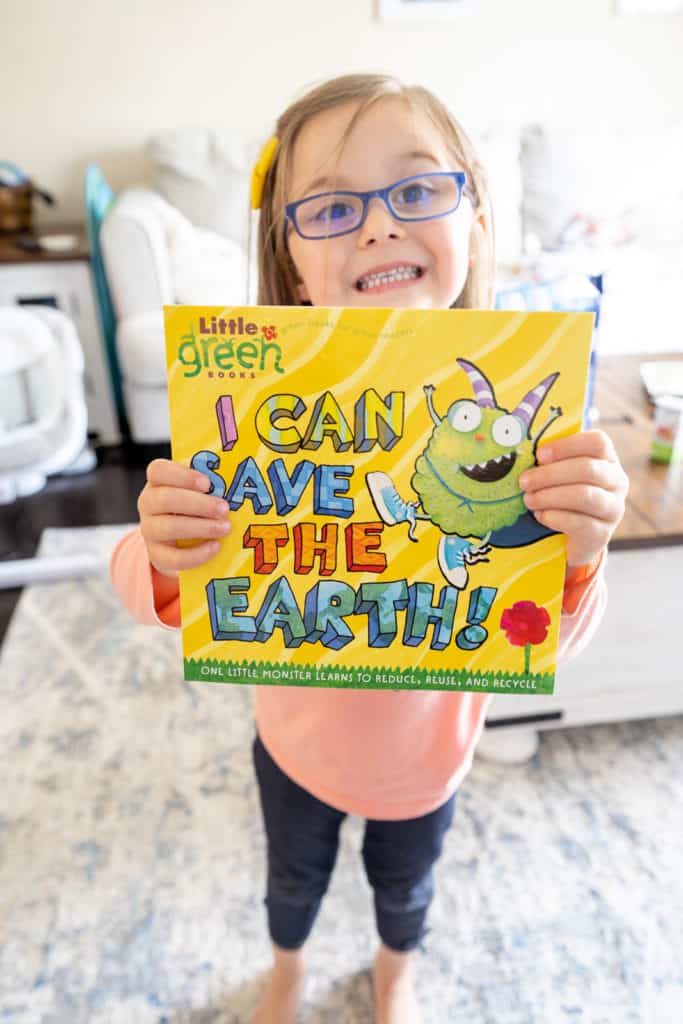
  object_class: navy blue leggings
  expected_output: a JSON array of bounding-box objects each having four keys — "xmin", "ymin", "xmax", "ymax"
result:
[{"xmin": 252, "ymin": 733, "xmax": 456, "ymax": 952}]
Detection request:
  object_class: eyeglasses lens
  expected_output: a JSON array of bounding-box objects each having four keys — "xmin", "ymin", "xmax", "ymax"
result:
[
  {"xmin": 389, "ymin": 175, "xmax": 461, "ymax": 220},
  {"xmin": 296, "ymin": 195, "xmax": 364, "ymax": 239}
]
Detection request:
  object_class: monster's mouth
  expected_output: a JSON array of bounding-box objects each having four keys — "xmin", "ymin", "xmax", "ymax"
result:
[{"xmin": 459, "ymin": 451, "xmax": 517, "ymax": 483}]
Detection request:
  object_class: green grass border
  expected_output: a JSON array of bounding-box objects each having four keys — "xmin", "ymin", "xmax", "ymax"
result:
[{"xmin": 184, "ymin": 657, "xmax": 554, "ymax": 695}]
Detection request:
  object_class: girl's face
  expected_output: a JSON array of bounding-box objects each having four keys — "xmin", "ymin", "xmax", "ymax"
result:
[{"xmin": 286, "ymin": 96, "xmax": 485, "ymax": 309}]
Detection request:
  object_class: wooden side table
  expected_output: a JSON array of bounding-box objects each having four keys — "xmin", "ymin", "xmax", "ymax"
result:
[
  {"xmin": 595, "ymin": 353, "xmax": 683, "ymax": 547},
  {"xmin": 0, "ymin": 226, "xmax": 120, "ymax": 444}
]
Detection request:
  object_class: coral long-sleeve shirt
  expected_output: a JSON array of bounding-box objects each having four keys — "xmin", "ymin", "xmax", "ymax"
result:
[{"xmin": 110, "ymin": 528, "xmax": 606, "ymax": 820}]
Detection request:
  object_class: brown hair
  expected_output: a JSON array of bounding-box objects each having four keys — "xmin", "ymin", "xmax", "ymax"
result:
[{"xmin": 255, "ymin": 72, "xmax": 494, "ymax": 309}]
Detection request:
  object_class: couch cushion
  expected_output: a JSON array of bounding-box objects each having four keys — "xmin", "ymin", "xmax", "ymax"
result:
[
  {"xmin": 116, "ymin": 311, "xmax": 167, "ymax": 387},
  {"xmin": 147, "ymin": 127, "xmax": 259, "ymax": 250},
  {"xmin": 168, "ymin": 220, "xmax": 248, "ymax": 305},
  {"xmin": 521, "ymin": 120, "xmax": 683, "ymax": 250}
]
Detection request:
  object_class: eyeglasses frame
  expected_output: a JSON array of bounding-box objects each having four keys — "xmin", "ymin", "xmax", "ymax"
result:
[{"xmin": 285, "ymin": 171, "xmax": 475, "ymax": 241}]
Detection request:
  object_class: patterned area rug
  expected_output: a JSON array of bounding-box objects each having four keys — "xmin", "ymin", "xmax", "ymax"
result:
[{"xmin": 1, "ymin": 526, "xmax": 681, "ymax": 1024}]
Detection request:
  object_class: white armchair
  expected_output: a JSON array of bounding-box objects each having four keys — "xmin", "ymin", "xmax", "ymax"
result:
[
  {"xmin": 100, "ymin": 187, "xmax": 247, "ymax": 442},
  {"xmin": 100, "ymin": 189, "xmax": 175, "ymax": 443}
]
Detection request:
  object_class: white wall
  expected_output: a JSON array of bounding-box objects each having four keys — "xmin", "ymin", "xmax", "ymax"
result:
[{"xmin": 2, "ymin": 0, "xmax": 683, "ymax": 226}]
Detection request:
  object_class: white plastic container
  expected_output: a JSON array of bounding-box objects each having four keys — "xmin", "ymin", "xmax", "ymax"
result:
[{"xmin": 651, "ymin": 395, "xmax": 683, "ymax": 464}]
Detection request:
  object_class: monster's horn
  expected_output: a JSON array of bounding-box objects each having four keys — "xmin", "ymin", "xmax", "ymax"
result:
[
  {"xmin": 512, "ymin": 372, "xmax": 560, "ymax": 428},
  {"xmin": 456, "ymin": 358, "xmax": 497, "ymax": 409}
]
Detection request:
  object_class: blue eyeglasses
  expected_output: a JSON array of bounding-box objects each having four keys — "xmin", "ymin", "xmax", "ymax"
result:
[{"xmin": 285, "ymin": 171, "xmax": 474, "ymax": 240}]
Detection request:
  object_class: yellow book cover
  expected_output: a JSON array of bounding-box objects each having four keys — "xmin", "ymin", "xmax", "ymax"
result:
[{"xmin": 164, "ymin": 305, "xmax": 594, "ymax": 695}]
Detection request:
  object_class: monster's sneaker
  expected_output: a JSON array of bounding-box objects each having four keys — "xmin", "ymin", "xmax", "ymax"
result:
[
  {"xmin": 438, "ymin": 535, "xmax": 471, "ymax": 589},
  {"xmin": 366, "ymin": 472, "xmax": 418, "ymax": 541}
]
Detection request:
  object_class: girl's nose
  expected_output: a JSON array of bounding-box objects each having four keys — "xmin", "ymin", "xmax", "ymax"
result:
[
  {"xmin": 475, "ymin": 433, "xmax": 485, "ymax": 441},
  {"xmin": 358, "ymin": 197, "xmax": 405, "ymax": 246}
]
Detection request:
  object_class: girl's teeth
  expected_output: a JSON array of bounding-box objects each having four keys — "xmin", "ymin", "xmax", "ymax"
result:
[{"xmin": 358, "ymin": 267, "xmax": 420, "ymax": 290}]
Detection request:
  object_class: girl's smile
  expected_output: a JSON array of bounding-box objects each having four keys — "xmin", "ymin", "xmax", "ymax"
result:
[
  {"xmin": 355, "ymin": 261, "xmax": 424, "ymax": 294},
  {"xmin": 286, "ymin": 96, "xmax": 483, "ymax": 310}
]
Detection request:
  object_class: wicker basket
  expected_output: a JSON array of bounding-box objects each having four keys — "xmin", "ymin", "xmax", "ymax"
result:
[{"xmin": 0, "ymin": 183, "xmax": 33, "ymax": 233}]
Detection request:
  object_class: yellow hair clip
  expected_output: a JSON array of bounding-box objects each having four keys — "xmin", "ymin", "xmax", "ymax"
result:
[{"xmin": 250, "ymin": 135, "xmax": 279, "ymax": 210}]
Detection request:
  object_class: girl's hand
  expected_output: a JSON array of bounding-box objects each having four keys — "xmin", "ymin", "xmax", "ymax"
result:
[
  {"xmin": 519, "ymin": 430, "xmax": 629, "ymax": 568},
  {"xmin": 138, "ymin": 459, "xmax": 231, "ymax": 577}
]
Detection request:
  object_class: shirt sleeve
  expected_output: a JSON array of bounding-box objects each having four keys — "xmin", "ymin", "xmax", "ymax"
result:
[
  {"xmin": 109, "ymin": 527, "xmax": 181, "ymax": 630},
  {"xmin": 557, "ymin": 549, "xmax": 607, "ymax": 664}
]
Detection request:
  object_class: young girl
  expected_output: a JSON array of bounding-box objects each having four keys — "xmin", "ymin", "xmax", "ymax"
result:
[{"xmin": 111, "ymin": 73, "xmax": 629, "ymax": 1024}]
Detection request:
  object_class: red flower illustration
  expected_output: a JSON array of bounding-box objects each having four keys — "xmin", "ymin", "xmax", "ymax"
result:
[
  {"xmin": 500, "ymin": 601, "xmax": 551, "ymax": 646},
  {"xmin": 500, "ymin": 601, "xmax": 551, "ymax": 673}
]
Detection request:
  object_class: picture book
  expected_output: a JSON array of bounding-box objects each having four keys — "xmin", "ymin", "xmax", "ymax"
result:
[{"xmin": 164, "ymin": 305, "xmax": 594, "ymax": 695}]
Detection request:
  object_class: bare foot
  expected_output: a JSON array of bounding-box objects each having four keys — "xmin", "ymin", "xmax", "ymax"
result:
[
  {"xmin": 248, "ymin": 944, "xmax": 306, "ymax": 1024},
  {"xmin": 372, "ymin": 943, "xmax": 423, "ymax": 1024}
]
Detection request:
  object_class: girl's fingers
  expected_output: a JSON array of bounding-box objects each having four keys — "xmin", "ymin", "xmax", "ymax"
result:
[
  {"xmin": 536, "ymin": 429, "xmax": 619, "ymax": 465},
  {"xmin": 141, "ymin": 485, "xmax": 229, "ymax": 521},
  {"xmin": 149, "ymin": 540, "xmax": 221, "ymax": 574},
  {"xmin": 140, "ymin": 460, "xmax": 227, "ymax": 575},
  {"xmin": 520, "ymin": 456, "xmax": 628, "ymax": 494},
  {"xmin": 534, "ymin": 508, "xmax": 606, "ymax": 534},
  {"xmin": 524, "ymin": 484, "xmax": 623, "ymax": 523},
  {"xmin": 146, "ymin": 458, "xmax": 211, "ymax": 492},
  {"xmin": 143, "ymin": 514, "xmax": 232, "ymax": 544}
]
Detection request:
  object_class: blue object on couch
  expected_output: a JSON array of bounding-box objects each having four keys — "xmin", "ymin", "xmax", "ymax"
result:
[
  {"xmin": 494, "ymin": 272, "xmax": 602, "ymax": 427},
  {"xmin": 84, "ymin": 164, "xmax": 125, "ymax": 429}
]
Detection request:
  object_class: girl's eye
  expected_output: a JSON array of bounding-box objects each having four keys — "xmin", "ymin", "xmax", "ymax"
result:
[
  {"xmin": 448, "ymin": 400, "xmax": 482, "ymax": 433},
  {"xmin": 394, "ymin": 182, "xmax": 433, "ymax": 207},
  {"xmin": 320, "ymin": 202, "xmax": 352, "ymax": 222},
  {"xmin": 399, "ymin": 184, "xmax": 428, "ymax": 203},
  {"xmin": 492, "ymin": 415, "xmax": 524, "ymax": 447},
  {"xmin": 311, "ymin": 201, "xmax": 355, "ymax": 224}
]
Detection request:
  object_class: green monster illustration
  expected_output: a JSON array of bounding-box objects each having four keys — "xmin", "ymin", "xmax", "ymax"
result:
[{"xmin": 366, "ymin": 358, "xmax": 562, "ymax": 589}]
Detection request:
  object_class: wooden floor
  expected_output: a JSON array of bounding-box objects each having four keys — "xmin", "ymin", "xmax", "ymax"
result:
[{"xmin": 0, "ymin": 443, "xmax": 168, "ymax": 644}]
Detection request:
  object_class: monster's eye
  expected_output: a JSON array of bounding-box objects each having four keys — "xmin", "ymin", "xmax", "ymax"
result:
[
  {"xmin": 492, "ymin": 414, "xmax": 524, "ymax": 447},
  {"xmin": 448, "ymin": 400, "xmax": 482, "ymax": 432}
]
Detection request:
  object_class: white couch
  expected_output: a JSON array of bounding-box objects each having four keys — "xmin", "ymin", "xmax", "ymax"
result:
[{"xmin": 100, "ymin": 122, "xmax": 683, "ymax": 443}]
